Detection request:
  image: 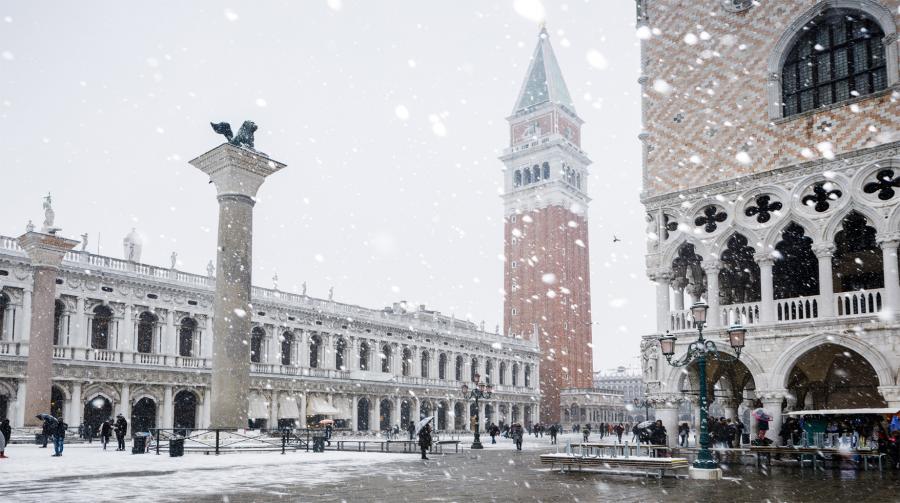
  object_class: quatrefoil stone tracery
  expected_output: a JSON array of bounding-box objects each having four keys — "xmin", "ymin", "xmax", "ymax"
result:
[
  {"xmin": 744, "ymin": 195, "xmax": 783, "ymax": 224},
  {"xmin": 694, "ymin": 206, "xmax": 727, "ymax": 233},
  {"xmin": 863, "ymin": 169, "xmax": 900, "ymax": 201}
]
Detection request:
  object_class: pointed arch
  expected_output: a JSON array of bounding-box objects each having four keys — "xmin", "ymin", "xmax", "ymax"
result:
[
  {"xmin": 823, "ymin": 204, "xmax": 885, "ymax": 243},
  {"xmin": 762, "ymin": 213, "xmax": 821, "ymax": 251},
  {"xmin": 660, "ymin": 234, "xmax": 709, "ymax": 270}
]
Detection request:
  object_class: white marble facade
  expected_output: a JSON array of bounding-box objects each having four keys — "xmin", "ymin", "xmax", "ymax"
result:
[{"xmin": 0, "ymin": 237, "xmax": 540, "ymax": 432}]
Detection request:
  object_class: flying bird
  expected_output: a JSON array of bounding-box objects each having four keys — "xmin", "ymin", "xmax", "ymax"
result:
[{"xmin": 612, "ymin": 235, "xmax": 621, "ymax": 243}]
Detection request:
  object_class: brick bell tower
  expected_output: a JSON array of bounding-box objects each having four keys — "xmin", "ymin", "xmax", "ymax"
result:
[{"xmin": 500, "ymin": 27, "xmax": 593, "ymax": 423}]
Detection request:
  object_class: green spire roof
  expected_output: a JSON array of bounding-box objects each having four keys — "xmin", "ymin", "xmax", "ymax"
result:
[{"xmin": 513, "ymin": 27, "xmax": 575, "ymax": 114}]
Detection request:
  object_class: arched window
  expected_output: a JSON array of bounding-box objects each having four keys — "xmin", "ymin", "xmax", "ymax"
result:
[
  {"xmin": 542, "ymin": 162, "xmax": 550, "ymax": 179},
  {"xmin": 524, "ymin": 365, "xmax": 531, "ymax": 387},
  {"xmin": 91, "ymin": 305, "xmax": 112, "ymax": 350},
  {"xmin": 281, "ymin": 332, "xmax": 294, "ymax": 366},
  {"xmin": 335, "ymin": 337, "xmax": 347, "ymax": 370},
  {"xmin": 512, "ymin": 363, "xmax": 519, "ymax": 386},
  {"xmin": 179, "ymin": 318, "xmax": 197, "ymax": 357},
  {"xmin": 53, "ymin": 300, "xmax": 64, "ymax": 346},
  {"xmin": 470, "ymin": 357, "xmax": 478, "ymax": 382},
  {"xmin": 499, "ymin": 362, "xmax": 506, "ymax": 385},
  {"xmin": 455, "ymin": 355, "xmax": 463, "ymax": 381},
  {"xmin": 401, "ymin": 347, "xmax": 411, "ymax": 376},
  {"xmin": 576, "ymin": 172, "xmax": 582, "ymax": 189},
  {"xmin": 514, "ymin": 170, "xmax": 522, "ymax": 187},
  {"xmin": 359, "ymin": 341, "xmax": 370, "ymax": 371},
  {"xmin": 381, "ymin": 344, "xmax": 392, "ymax": 373},
  {"xmin": 420, "ymin": 350, "xmax": 430, "ymax": 378},
  {"xmin": 523, "ymin": 168, "xmax": 532, "ymax": 185},
  {"xmin": 309, "ymin": 334, "xmax": 321, "ymax": 368},
  {"xmin": 773, "ymin": 223, "xmax": 819, "ymax": 299},
  {"xmin": 833, "ymin": 212, "xmax": 882, "ymax": 292},
  {"xmin": 532, "ymin": 165, "xmax": 541, "ymax": 182},
  {"xmin": 719, "ymin": 233, "xmax": 761, "ymax": 305},
  {"xmin": 137, "ymin": 311, "xmax": 156, "ymax": 354},
  {"xmin": 438, "ymin": 353, "xmax": 447, "ymax": 380},
  {"xmin": 485, "ymin": 359, "xmax": 493, "ymax": 384},
  {"xmin": 781, "ymin": 9, "xmax": 887, "ymax": 117},
  {"xmin": 250, "ymin": 326, "xmax": 264, "ymax": 363}
]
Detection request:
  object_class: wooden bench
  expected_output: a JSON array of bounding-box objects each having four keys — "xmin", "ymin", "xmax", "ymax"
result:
[
  {"xmin": 749, "ymin": 445, "xmax": 887, "ymax": 472},
  {"xmin": 540, "ymin": 453, "xmax": 691, "ymax": 478}
]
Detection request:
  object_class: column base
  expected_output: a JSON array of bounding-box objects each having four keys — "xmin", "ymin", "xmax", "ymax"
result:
[
  {"xmin": 688, "ymin": 467, "xmax": 723, "ymax": 480},
  {"xmin": 471, "ymin": 441, "xmax": 484, "ymax": 449}
]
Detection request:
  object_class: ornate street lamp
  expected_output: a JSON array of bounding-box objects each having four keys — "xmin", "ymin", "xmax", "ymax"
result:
[
  {"xmin": 461, "ymin": 372, "xmax": 493, "ymax": 449},
  {"xmin": 658, "ymin": 301, "xmax": 747, "ymax": 474}
]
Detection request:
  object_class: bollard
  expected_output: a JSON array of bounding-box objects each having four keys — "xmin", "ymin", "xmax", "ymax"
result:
[
  {"xmin": 215, "ymin": 429, "xmax": 220, "ymax": 455},
  {"xmin": 282, "ymin": 430, "xmax": 287, "ymax": 455}
]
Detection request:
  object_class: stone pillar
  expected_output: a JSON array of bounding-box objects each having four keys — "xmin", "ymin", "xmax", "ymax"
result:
[
  {"xmin": 371, "ymin": 396, "xmax": 379, "ymax": 432},
  {"xmin": 268, "ymin": 393, "xmax": 278, "ymax": 429},
  {"xmin": 190, "ymin": 142, "xmax": 285, "ymax": 429},
  {"xmin": 672, "ymin": 278, "xmax": 686, "ymax": 312},
  {"xmin": 877, "ymin": 386, "xmax": 900, "ymax": 409},
  {"xmin": 121, "ymin": 304, "xmax": 133, "ymax": 353},
  {"xmin": 813, "ymin": 244, "xmax": 835, "ymax": 318},
  {"xmin": 393, "ymin": 396, "xmax": 401, "ymax": 428},
  {"xmin": 73, "ymin": 297, "xmax": 86, "ymax": 348},
  {"xmin": 761, "ymin": 395, "xmax": 784, "ymax": 444},
  {"xmin": 18, "ymin": 232, "xmax": 79, "ymax": 426},
  {"xmin": 119, "ymin": 382, "xmax": 131, "ymax": 420},
  {"xmin": 653, "ymin": 398, "xmax": 680, "ymax": 448},
  {"xmin": 297, "ymin": 394, "xmax": 307, "ymax": 428},
  {"xmin": 351, "ymin": 395, "xmax": 358, "ymax": 432},
  {"xmin": 162, "ymin": 385, "xmax": 174, "ymax": 429},
  {"xmin": 878, "ymin": 237, "xmax": 900, "ymax": 320},
  {"xmin": 703, "ymin": 261, "xmax": 720, "ymax": 328},
  {"xmin": 21, "ymin": 288, "xmax": 32, "ymax": 343},
  {"xmin": 653, "ymin": 272, "xmax": 672, "ymax": 332},
  {"xmin": 70, "ymin": 381, "xmax": 82, "ymax": 428},
  {"xmin": 165, "ymin": 310, "xmax": 176, "ymax": 357},
  {"xmin": 202, "ymin": 388, "xmax": 212, "ymax": 428},
  {"xmin": 14, "ymin": 381, "xmax": 26, "ymax": 427},
  {"xmin": 756, "ymin": 255, "xmax": 775, "ymax": 322}
]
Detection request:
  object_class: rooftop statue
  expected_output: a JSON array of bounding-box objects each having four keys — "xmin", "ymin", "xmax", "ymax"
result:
[
  {"xmin": 210, "ymin": 120, "xmax": 258, "ymax": 150},
  {"xmin": 41, "ymin": 193, "xmax": 61, "ymax": 234}
]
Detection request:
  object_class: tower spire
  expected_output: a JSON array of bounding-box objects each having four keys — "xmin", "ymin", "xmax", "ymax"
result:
[{"xmin": 512, "ymin": 26, "xmax": 574, "ymax": 114}]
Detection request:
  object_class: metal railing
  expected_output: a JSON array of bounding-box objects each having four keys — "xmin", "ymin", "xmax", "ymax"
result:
[{"xmin": 150, "ymin": 427, "xmax": 313, "ymax": 455}]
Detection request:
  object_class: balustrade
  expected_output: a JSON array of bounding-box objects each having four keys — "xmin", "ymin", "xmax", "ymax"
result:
[
  {"xmin": 720, "ymin": 302, "xmax": 761, "ymax": 326},
  {"xmin": 134, "ymin": 352, "xmax": 163, "ymax": 365},
  {"xmin": 835, "ymin": 288, "xmax": 883, "ymax": 317},
  {"xmin": 52, "ymin": 346, "xmax": 69, "ymax": 359},
  {"xmin": 92, "ymin": 349, "xmax": 120, "ymax": 362},
  {"xmin": 176, "ymin": 356, "xmax": 205, "ymax": 368},
  {"xmin": 669, "ymin": 309, "xmax": 696, "ymax": 332}
]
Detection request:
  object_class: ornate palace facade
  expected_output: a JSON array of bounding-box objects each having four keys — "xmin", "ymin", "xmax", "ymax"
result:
[
  {"xmin": 639, "ymin": 0, "xmax": 900, "ymax": 446},
  {"xmin": 0, "ymin": 234, "xmax": 541, "ymax": 432}
]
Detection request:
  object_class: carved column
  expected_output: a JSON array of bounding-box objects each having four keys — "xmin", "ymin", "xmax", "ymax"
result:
[
  {"xmin": 190, "ymin": 143, "xmax": 285, "ymax": 429},
  {"xmin": 652, "ymin": 271, "xmax": 672, "ymax": 332},
  {"xmin": 162, "ymin": 385, "xmax": 174, "ymax": 429},
  {"xmin": 755, "ymin": 254, "xmax": 775, "ymax": 322},
  {"xmin": 70, "ymin": 381, "xmax": 82, "ymax": 428},
  {"xmin": 703, "ymin": 261, "xmax": 721, "ymax": 328},
  {"xmin": 650, "ymin": 395, "xmax": 681, "ymax": 448},
  {"xmin": 17, "ymin": 232, "xmax": 78, "ymax": 426},
  {"xmin": 813, "ymin": 243, "xmax": 836, "ymax": 318},
  {"xmin": 878, "ymin": 235, "xmax": 900, "ymax": 320}
]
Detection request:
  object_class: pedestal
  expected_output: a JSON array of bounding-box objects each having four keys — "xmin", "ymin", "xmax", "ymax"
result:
[
  {"xmin": 17, "ymin": 232, "xmax": 79, "ymax": 426},
  {"xmin": 688, "ymin": 467, "xmax": 723, "ymax": 480},
  {"xmin": 190, "ymin": 143, "xmax": 285, "ymax": 429}
]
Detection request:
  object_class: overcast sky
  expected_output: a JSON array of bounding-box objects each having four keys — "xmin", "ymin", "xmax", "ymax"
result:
[{"xmin": 0, "ymin": 0, "xmax": 652, "ymax": 371}]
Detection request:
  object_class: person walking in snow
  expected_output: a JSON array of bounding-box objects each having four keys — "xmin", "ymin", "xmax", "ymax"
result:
[
  {"xmin": 100, "ymin": 420, "xmax": 113, "ymax": 450},
  {"xmin": 548, "ymin": 423, "xmax": 558, "ymax": 445},
  {"xmin": 510, "ymin": 423, "xmax": 524, "ymax": 451},
  {"xmin": 418, "ymin": 423, "xmax": 432, "ymax": 460},
  {"xmin": 114, "ymin": 413, "xmax": 128, "ymax": 451},
  {"xmin": 0, "ymin": 418, "xmax": 10, "ymax": 458}
]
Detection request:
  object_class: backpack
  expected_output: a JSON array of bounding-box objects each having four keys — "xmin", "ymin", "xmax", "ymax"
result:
[{"xmin": 57, "ymin": 421, "xmax": 68, "ymax": 437}]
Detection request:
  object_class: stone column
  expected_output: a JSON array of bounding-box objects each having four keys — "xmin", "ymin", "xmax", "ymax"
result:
[
  {"xmin": 70, "ymin": 382, "xmax": 82, "ymax": 428},
  {"xmin": 652, "ymin": 397, "xmax": 680, "ymax": 448},
  {"xmin": 14, "ymin": 381, "xmax": 26, "ymax": 427},
  {"xmin": 761, "ymin": 395, "xmax": 784, "ymax": 444},
  {"xmin": 21, "ymin": 288, "xmax": 32, "ymax": 343},
  {"xmin": 119, "ymin": 382, "xmax": 131, "ymax": 420},
  {"xmin": 297, "ymin": 394, "xmax": 307, "ymax": 428},
  {"xmin": 653, "ymin": 272, "xmax": 672, "ymax": 332},
  {"xmin": 370, "ymin": 396, "xmax": 379, "ymax": 432},
  {"xmin": 190, "ymin": 142, "xmax": 285, "ymax": 429},
  {"xmin": 813, "ymin": 244, "xmax": 835, "ymax": 318},
  {"xmin": 672, "ymin": 278, "xmax": 686, "ymax": 312},
  {"xmin": 18, "ymin": 232, "xmax": 78, "ymax": 426},
  {"xmin": 703, "ymin": 261, "xmax": 720, "ymax": 328},
  {"xmin": 73, "ymin": 297, "xmax": 86, "ymax": 348},
  {"xmin": 755, "ymin": 254, "xmax": 775, "ymax": 322},
  {"xmin": 202, "ymin": 388, "xmax": 212, "ymax": 428},
  {"xmin": 120, "ymin": 304, "xmax": 133, "ymax": 353},
  {"xmin": 268, "ymin": 393, "xmax": 278, "ymax": 429},
  {"xmin": 878, "ymin": 236, "xmax": 900, "ymax": 320},
  {"xmin": 165, "ymin": 310, "xmax": 176, "ymax": 359},
  {"xmin": 163, "ymin": 385, "xmax": 174, "ymax": 429},
  {"xmin": 350, "ymin": 395, "xmax": 359, "ymax": 432},
  {"xmin": 393, "ymin": 396, "xmax": 401, "ymax": 428}
]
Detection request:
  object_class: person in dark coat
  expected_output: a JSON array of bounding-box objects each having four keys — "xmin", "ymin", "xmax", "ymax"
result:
[
  {"xmin": 114, "ymin": 414, "xmax": 128, "ymax": 451},
  {"xmin": 37, "ymin": 414, "xmax": 66, "ymax": 457},
  {"xmin": 548, "ymin": 424, "xmax": 558, "ymax": 444},
  {"xmin": 510, "ymin": 424, "xmax": 524, "ymax": 451},
  {"xmin": 40, "ymin": 419, "xmax": 51, "ymax": 448},
  {"xmin": 85, "ymin": 423, "xmax": 94, "ymax": 444},
  {"xmin": 407, "ymin": 422, "xmax": 415, "ymax": 440},
  {"xmin": 650, "ymin": 420, "xmax": 667, "ymax": 446},
  {"xmin": 418, "ymin": 423, "xmax": 432, "ymax": 460},
  {"xmin": 100, "ymin": 420, "xmax": 113, "ymax": 450},
  {"xmin": 0, "ymin": 418, "xmax": 10, "ymax": 458}
]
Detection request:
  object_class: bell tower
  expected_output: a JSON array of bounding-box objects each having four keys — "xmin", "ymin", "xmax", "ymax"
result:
[{"xmin": 500, "ymin": 27, "xmax": 593, "ymax": 423}]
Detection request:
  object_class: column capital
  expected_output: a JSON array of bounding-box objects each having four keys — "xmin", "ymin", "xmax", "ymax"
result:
[
  {"xmin": 755, "ymin": 389, "xmax": 788, "ymax": 402},
  {"xmin": 811, "ymin": 243, "xmax": 835, "ymax": 258},
  {"xmin": 701, "ymin": 260, "xmax": 720, "ymax": 273},
  {"xmin": 877, "ymin": 232, "xmax": 900, "ymax": 248},
  {"xmin": 189, "ymin": 143, "xmax": 286, "ymax": 199},
  {"xmin": 17, "ymin": 232, "xmax": 79, "ymax": 269},
  {"xmin": 877, "ymin": 385, "xmax": 900, "ymax": 405},
  {"xmin": 648, "ymin": 270, "xmax": 673, "ymax": 283},
  {"xmin": 753, "ymin": 252, "xmax": 774, "ymax": 266}
]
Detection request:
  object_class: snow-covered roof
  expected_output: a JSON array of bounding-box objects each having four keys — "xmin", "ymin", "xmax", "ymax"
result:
[{"xmin": 512, "ymin": 26, "xmax": 574, "ymax": 114}]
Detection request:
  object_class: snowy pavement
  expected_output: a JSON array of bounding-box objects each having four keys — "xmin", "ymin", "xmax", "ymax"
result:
[{"xmin": 0, "ymin": 443, "xmax": 416, "ymax": 503}]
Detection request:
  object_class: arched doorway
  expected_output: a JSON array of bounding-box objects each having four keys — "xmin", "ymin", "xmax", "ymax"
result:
[
  {"xmin": 91, "ymin": 306, "xmax": 112, "ymax": 349},
  {"xmin": 379, "ymin": 399, "xmax": 392, "ymax": 431},
  {"xmin": 131, "ymin": 397, "xmax": 157, "ymax": 434},
  {"xmin": 173, "ymin": 390, "xmax": 197, "ymax": 432},
  {"xmin": 484, "ymin": 404, "xmax": 493, "ymax": 424},
  {"xmin": 357, "ymin": 398, "xmax": 370, "ymax": 431},
  {"xmin": 50, "ymin": 386, "xmax": 65, "ymax": 420},
  {"xmin": 179, "ymin": 318, "xmax": 197, "ymax": 357},
  {"xmin": 400, "ymin": 400, "xmax": 412, "ymax": 429},
  {"xmin": 420, "ymin": 401, "xmax": 432, "ymax": 420},
  {"xmin": 136, "ymin": 312, "xmax": 157, "ymax": 354},
  {"xmin": 84, "ymin": 395, "xmax": 112, "ymax": 433},
  {"xmin": 436, "ymin": 402, "xmax": 447, "ymax": 430},
  {"xmin": 787, "ymin": 343, "xmax": 886, "ymax": 409}
]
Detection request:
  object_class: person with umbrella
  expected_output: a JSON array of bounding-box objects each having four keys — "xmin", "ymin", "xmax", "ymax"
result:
[
  {"xmin": 415, "ymin": 416, "xmax": 433, "ymax": 460},
  {"xmin": 510, "ymin": 423, "xmax": 524, "ymax": 451},
  {"xmin": 37, "ymin": 414, "xmax": 67, "ymax": 457},
  {"xmin": 752, "ymin": 407, "xmax": 772, "ymax": 445},
  {"xmin": 114, "ymin": 413, "xmax": 128, "ymax": 451}
]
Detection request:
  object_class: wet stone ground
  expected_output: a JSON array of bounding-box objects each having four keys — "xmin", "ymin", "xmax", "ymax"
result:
[{"xmin": 199, "ymin": 445, "xmax": 900, "ymax": 503}]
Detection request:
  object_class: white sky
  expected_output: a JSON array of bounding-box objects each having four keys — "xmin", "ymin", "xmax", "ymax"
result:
[{"xmin": 0, "ymin": 0, "xmax": 653, "ymax": 371}]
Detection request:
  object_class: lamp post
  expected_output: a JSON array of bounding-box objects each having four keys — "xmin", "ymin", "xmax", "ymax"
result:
[
  {"xmin": 461, "ymin": 373, "xmax": 493, "ymax": 449},
  {"xmin": 633, "ymin": 394, "xmax": 652, "ymax": 421},
  {"xmin": 658, "ymin": 301, "xmax": 746, "ymax": 477}
]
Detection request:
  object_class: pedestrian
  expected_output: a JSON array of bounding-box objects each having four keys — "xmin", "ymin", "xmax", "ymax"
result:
[
  {"xmin": 511, "ymin": 423, "xmax": 524, "ymax": 451},
  {"xmin": 86, "ymin": 423, "xmax": 94, "ymax": 444},
  {"xmin": 582, "ymin": 425, "xmax": 590, "ymax": 443},
  {"xmin": 100, "ymin": 420, "xmax": 113, "ymax": 450},
  {"xmin": 115, "ymin": 413, "xmax": 128, "ymax": 451},
  {"xmin": 650, "ymin": 419, "xmax": 666, "ymax": 446},
  {"xmin": 40, "ymin": 418, "xmax": 51, "ymax": 448},
  {"xmin": 418, "ymin": 423, "xmax": 432, "ymax": 460},
  {"xmin": 678, "ymin": 422, "xmax": 689, "ymax": 447},
  {"xmin": 42, "ymin": 414, "xmax": 67, "ymax": 457},
  {"xmin": 549, "ymin": 423, "xmax": 558, "ymax": 444},
  {"xmin": 489, "ymin": 423, "xmax": 499, "ymax": 444},
  {"xmin": 407, "ymin": 421, "xmax": 415, "ymax": 440},
  {"xmin": 0, "ymin": 418, "xmax": 10, "ymax": 458},
  {"xmin": 614, "ymin": 423, "xmax": 624, "ymax": 443}
]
